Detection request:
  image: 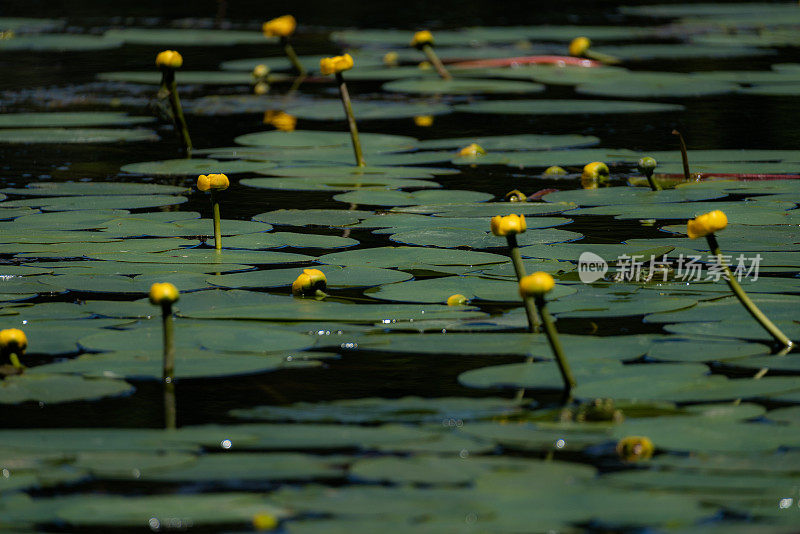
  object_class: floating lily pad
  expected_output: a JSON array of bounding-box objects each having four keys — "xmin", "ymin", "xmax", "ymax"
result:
[
  {"xmin": 241, "ymin": 176, "xmax": 441, "ymax": 192},
  {"xmin": 319, "ymin": 246, "xmax": 507, "ymax": 268},
  {"xmin": 366, "ymin": 275, "xmax": 576, "ymax": 303},
  {"xmin": 99, "ymin": 70, "xmax": 278, "ymax": 86},
  {"xmin": 1, "ymin": 181, "xmax": 187, "ymax": 196},
  {"xmin": 0, "ymin": 34, "xmax": 122, "ymax": 51},
  {"xmin": 0, "ymin": 128, "xmax": 158, "ymax": 144},
  {"xmin": 0, "ymin": 374, "xmax": 133, "ymax": 404},
  {"xmin": 234, "ymin": 130, "xmax": 417, "ymax": 152},
  {"xmin": 103, "ymin": 28, "xmax": 266, "ymax": 46},
  {"xmin": 0, "ymin": 17, "xmax": 64, "ymax": 32},
  {"xmin": 591, "ymin": 44, "xmax": 774, "ymax": 61},
  {"xmin": 91, "ymin": 248, "xmax": 313, "ymax": 265},
  {"xmin": 257, "ymin": 164, "xmax": 456, "ymax": 179},
  {"xmin": 100, "ymin": 217, "xmax": 271, "ymax": 238},
  {"xmin": 220, "ymin": 231, "xmax": 357, "ymax": 250},
  {"xmin": 454, "ymin": 99, "xmax": 684, "ymax": 115},
  {"xmin": 393, "ymin": 201, "xmax": 576, "ymax": 217},
  {"xmin": 0, "ymin": 112, "xmax": 153, "ymax": 128},
  {"xmin": 284, "ymin": 100, "xmax": 451, "ymax": 120},
  {"xmin": 208, "ymin": 265, "xmax": 410, "ymax": 289},
  {"xmin": 382, "ymin": 78, "xmax": 546, "ymax": 95},
  {"xmin": 120, "ymin": 158, "xmax": 271, "ymax": 175},
  {"xmin": 543, "ymin": 186, "xmax": 725, "ymax": 206},
  {"xmin": 389, "ymin": 227, "xmax": 582, "ymax": 249},
  {"xmin": 577, "ymin": 73, "xmax": 738, "ymax": 98},
  {"xmin": 70, "ymin": 451, "xmax": 197, "ymax": 479},
  {"xmin": 2, "ymin": 194, "xmax": 186, "ymax": 211},
  {"xmin": 418, "ymin": 133, "xmax": 599, "ymax": 151},
  {"xmin": 220, "ymin": 54, "xmax": 383, "ymax": 72},
  {"xmin": 333, "ymin": 189, "xmax": 492, "ymax": 207},
  {"xmin": 253, "ymin": 209, "xmax": 373, "ymax": 227}
]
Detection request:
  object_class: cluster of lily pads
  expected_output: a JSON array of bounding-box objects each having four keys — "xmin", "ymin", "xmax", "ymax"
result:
[{"xmin": 1, "ymin": 3, "xmax": 800, "ymax": 531}]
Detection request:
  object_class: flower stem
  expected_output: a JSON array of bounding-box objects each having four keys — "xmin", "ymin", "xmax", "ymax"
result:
[
  {"xmin": 335, "ymin": 72, "xmax": 366, "ymax": 167},
  {"xmin": 421, "ymin": 44, "xmax": 451, "ymax": 80},
  {"xmin": 162, "ymin": 302, "xmax": 176, "ymax": 430},
  {"xmin": 644, "ymin": 170, "xmax": 662, "ymax": 191},
  {"xmin": 506, "ymin": 234, "xmax": 540, "ymax": 332},
  {"xmin": 706, "ymin": 233, "xmax": 793, "ymax": 349},
  {"xmin": 9, "ymin": 353, "xmax": 22, "ymax": 370},
  {"xmin": 162, "ymin": 70, "xmax": 192, "ymax": 157},
  {"xmin": 535, "ymin": 295, "xmax": 576, "ymax": 391},
  {"xmin": 672, "ymin": 129, "xmax": 690, "ymax": 181},
  {"xmin": 211, "ymin": 192, "xmax": 222, "ymax": 251},
  {"xmin": 280, "ymin": 36, "xmax": 306, "ymax": 76}
]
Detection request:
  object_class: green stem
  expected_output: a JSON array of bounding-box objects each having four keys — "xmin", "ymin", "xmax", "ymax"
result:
[
  {"xmin": 281, "ymin": 36, "xmax": 306, "ymax": 76},
  {"xmin": 644, "ymin": 170, "xmax": 662, "ymax": 191},
  {"xmin": 335, "ymin": 72, "xmax": 366, "ymax": 167},
  {"xmin": 672, "ymin": 129, "xmax": 690, "ymax": 181},
  {"xmin": 507, "ymin": 234, "xmax": 540, "ymax": 332},
  {"xmin": 421, "ymin": 44, "xmax": 451, "ymax": 80},
  {"xmin": 162, "ymin": 70, "xmax": 192, "ymax": 157},
  {"xmin": 535, "ymin": 295, "xmax": 576, "ymax": 391},
  {"xmin": 162, "ymin": 303, "xmax": 176, "ymax": 430},
  {"xmin": 211, "ymin": 192, "xmax": 222, "ymax": 251},
  {"xmin": 8, "ymin": 353, "xmax": 23, "ymax": 370},
  {"xmin": 706, "ymin": 234, "xmax": 793, "ymax": 349},
  {"xmin": 584, "ymin": 49, "xmax": 621, "ymax": 65}
]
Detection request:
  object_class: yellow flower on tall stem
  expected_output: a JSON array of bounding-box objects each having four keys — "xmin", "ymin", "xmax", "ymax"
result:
[
  {"xmin": 319, "ymin": 54, "xmax": 365, "ymax": 167},
  {"xmin": 0, "ymin": 328, "xmax": 27, "ymax": 371},
  {"xmin": 410, "ymin": 30, "xmax": 451, "ymax": 80},
  {"xmin": 568, "ymin": 36, "xmax": 620, "ymax": 64},
  {"xmin": 490, "ymin": 214, "xmax": 539, "ymax": 332},
  {"xmin": 263, "ymin": 15, "xmax": 305, "ymax": 76},
  {"xmin": 688, "ymin": 210, "xmax": 793, "ymax": 349},
  {"xmin": 156, "ymin": 50, "xmax": 192, "ymax": 156},
  {"xmin": 197, "ymin": 173, "xmax": 229, "ymax": 251},
  {"xmin": 149, "ymin": 282, "xmax": 179, "ymax": 430}
]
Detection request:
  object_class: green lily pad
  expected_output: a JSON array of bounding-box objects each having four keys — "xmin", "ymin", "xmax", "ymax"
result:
[
  {"xmin": 1, "ymin": 194, "xmax": 186, "ymax": 211},
  {"xmin": 220, "ymin": 54, "xmax": 384, "ymax": 72},
  {"xmin": 234, "ymin": 130, "xmax": 417, "ymax": 152},
  {"xmin": 241, "ymin": 176, "xmax": 441, "ymax": 192},
  {"xmin": 221, "ymin": 231, "xmax": 358, "ymax": 250},
  {"xmin": 366, "ymin": 275, "xmax": 576, "ymax": 303},
  {"xmin": 333, "ymin": 189, "xmax": 492, "ymax": 207},
  {"xmin": 70, "ymin": 451, "xmax": 197, "ymax": 479},
  {"xmin": 253, "ymin": 209, "xmax": 373, "ymax": 227},
  {"xmin": 285, "ymin": 100, "xmax": 451, "ymax": 120},
  {"xmin": 208, "ymin": 265, "xmax": 411, "ymax": 289},
  {"xmin": 0, "ymin": 112, "xmax": 153, "ymax": 128},
  {"xmin": 231, "ymin": 396, "xmax": 523, "ymax": 423},
  {"xmin": 256, "ymin": 164, "xmax": 455, "ymax": 179},
  {"xmin": 646, "ymin": 338, "xmax": 770, "ymax": 362},
  {"xmin": 100, "ymin": 217, "xmax": 272, "ymax": 238},
  {"xmin": 319, "ymin": 246, "xmax": 507, "ymax": 268},
  {"xmin": 1, "ymin": 181, "xmax": 186, "ymax": 197},
  {"xmin": 591, "ymin": 44, "xmax": 774, "ymax": 61},
  {"xmin": 577, "ymin": 74, "xmax": 738, "ymax": 98},
  {"xmin": 98, "ymin": 70, "xmax": 272, "ymax": 85},
  {"xmin": 0, "ymin": 374, "xmax": 134, "ymax": 404},
  {"xmin": 120, "ymin": 158, "xmax": 271, "ymax": 175},
  {"xmin": 393, "ymin": 201, "xmax": 576, "ymax": 217},
  {"xmin": 91, "ymin": 248, "xmax": 313, "ymax": 265},
  {"xmin": 0, "ymin": 34, "xmax": 122, "ymax": 51},
  {"xmin": 543, "ymin": 186, "xmax": 726, "ymax": 206},
  {"xmin": 103, "ymin": 28, "xmax": 266, "ymax": 46},
  {"xmin": 358, "ymin": 213, "xmax": 572, "ymax": 233},
  {"xmin": 454, "ymin": 99, "xmax": 684, "ymax": 115},
  {"xmin": 0, "ymin": 17, "xmax": 64, "ymax": 32},
  {"xmin": 418, "ymin": 133, "xmax": 599, "ymax": 151},
  {"xmin": 382, "ymin": 78, "xmax": 546, "ymax": 95},
  {"xmin": 0, "ymin": 128, "xmax": 158, "ymax": 143},
  {"xmin": 389, "ymin": 227, "xmax": 582, "ymax": 248}
]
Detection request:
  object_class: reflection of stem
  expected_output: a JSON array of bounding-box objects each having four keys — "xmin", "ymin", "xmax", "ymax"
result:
[
  {"xmin": 162, "ymin": 70, "xmax": 192, "ymax": 157},
  {"xmin": 672, "ymin": 129, "xmax": 690, "ymax": 181},
  {"xmin": 507, "ymin": 234, "xmax": 540, "ymax": 332},
  {"xmin": 644, "ymin": 169, "xmax": 662, "ymax": 191},
  {"xmin": 162, "ymin": 302, "xmax": 176, "ymax": 430},
  {"xmin": 536, "ymin": 295, "xmax": 576, "ymax": 392},
  {"xmin": 706, "ymin": 234, "xmax": 793, "ymax": 349},
  {"xmin": 341, "ymin": 202, "xmax": 358, "ymax": 239},
  {"xmin": 283, "ymin": 73, "xmax": 307, "ymax": 103},
  {"xmin": 211, "ymin": 192, "xmax": 222, "ymax": 251},
  {"xmin": 421, "ymin": 44, "xmax": 451, "ymax": 80},
  {"xmin": 335, "ymin": 72, "xmax": 366, "ymax": 167},
  {"xmin": 281, "ymin": 36, "xmax": 306, "ymax": 76}
]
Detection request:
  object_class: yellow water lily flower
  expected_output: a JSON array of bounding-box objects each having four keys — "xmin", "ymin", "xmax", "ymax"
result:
[
  {"xmin": 414, "ymin": 115, "xmax": 434, "ymax": 127},
  {"xmin": 262, "ymin": 15, "xmax": 296, "ymax": 38},
  {"xmin": 252, "ymin": 513, "xmax": 279, "ymax": 531},
  {"xmin": 264, "ymin": 110, "xmax": 297, "ymax": 132},
  {"xmin": 319, "ymin": 54, "xmax": 354, "ymax": 75},
  {"xmin": 197, "ymin": 173, "xmax": 230, "ymax": 192},
  {"xmin": 616, "ymin": 436, "xmax": 654, "ymax": 462},
  {"xmin": 519, "ymin": 271, "xmax": 555, "ymax": 297},
  {"xmin": 252, "ymin": 64, "xmax": 270, "ymax": 79},
  {"xmin": 543, "ymin": 165, "xmax": 567, "ymax": 176},
  {"xmin": 569, "ymin": 36, "xmax": 591, "ymax": 57},
  {"xmin": 458, "ymin": 143, "xmax": 486, "ymax": 158},
  {"xmin": 490, "ymin": 214, "xmax": 526, "ymax": 236},
  {"xmin": 505, "ymin": 189, "xmax": 527, "ymax": 202},
  {"xmin": 0, "ymin": 328, "xmax": 27, "ymax": 354},
  {"xmin": 149, "ymin": 282, "xmax": 179, "ymax": 306},
  {"xmin": 582, "ymin": 161, "xmax": 609, "ymax": 181},
  {"xmin": 383, "ymin": 51, "xmax": 399, "ymax": 66},
  {"xmin": 447, "ymin": 294, "xmax": 468, "ymax": 306},
  {"xmin": 687, "ymin": 210, "xmax": 728, "ymax": 239},
  {"xmin": 292, "ymin": 268, "xmax": 327, "ymax": 296},
  {"xmin": 411, "ymin": 30, "xmax": 434, "ymax": 49},
  {"xmin": 155, "ymin": 50, "xmax": 183, "ymax": 69}
]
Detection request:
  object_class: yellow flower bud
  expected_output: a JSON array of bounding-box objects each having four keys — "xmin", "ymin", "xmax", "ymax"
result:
[
  {"xmin": 447, "ymin": 294, "xmax": 468, "ymax": 306},
  {"xmin": 262, "ymin": 15, "xmax": 296, "ymax": 38},
  {"xmin": 263, "ymin": 111, "xmax": 297, "ymax": 132},
  {"xmin": 292, "ymin": 269, "xmax": 327, "ymax": 296},
  {"xmin": 519, "ymin": 272, "xmax": 555, "ymax": 297},
  {"xmin": 414, "ymin": 115, "xmax": 434, "ymax": 127},
  {"xmin": 252, "ymin": 513, "xmax": 278, "ymax": 531},
  {"xmin": 616, "ymin": 436, "xmax": 654, "ymax": 462},
  {"xmin": 418, "ymin": 61, "xmax": 432, "ymax": 70},
  {"xmin": 252, "ymin": 64, "xmax": 270, "ymax": 79},
  {"xmin": 505, "ymin": 189, "xmax": 527, "ymax": 202},
  {"xmin": 319, "ymin": 54, "xmax": 354, "ymax": 76},
  {"xmin": 253, "ymin": 81, "xmax": 270, "ymax": 95},
  {"xmin": 411, "ymin": 30, "xmax": 434, "ymax": 49},
  {"xmin": 687, "ymin": 210, "xmax": 728, "ymax": 239},
  {"xmin": 149, "ymin": 282, "xmax": 179, "ymax": 306},
  {"xmin": 383, "ymin": 51, "xmax": 399, "ymax": 66},
  {"xmin": 0, "ymin": 328, "xmax": 27, "ymax": 354},
  {"xmin": 543, "ymin": 165, "xmax": 567, "ymax": 176},
  {"xmin": 569, "ymin": 36, "xmax": 591, "ymax": 57},
  {"xmin": 582, "ymin": 161, "xmax": 609, "ymax": 181},
  {"xmin": 155, "ymin": 50, "xmax": 183, "ymax": 69},
  {"xmin": 458, "ymin": 143, "xmax": 487, "ymax": 158},
  {"xmin": 197, "ymin": 173, "xmax": 230, "ymax": 192},
  {"xmin": 490, "ymin": 214, "xmax": 526, "ymax": 236}
]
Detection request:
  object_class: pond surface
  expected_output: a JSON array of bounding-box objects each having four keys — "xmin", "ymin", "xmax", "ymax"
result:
[{"xmin": 1, "ymin": 1, "xmax": 800, "ymax": 532}]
